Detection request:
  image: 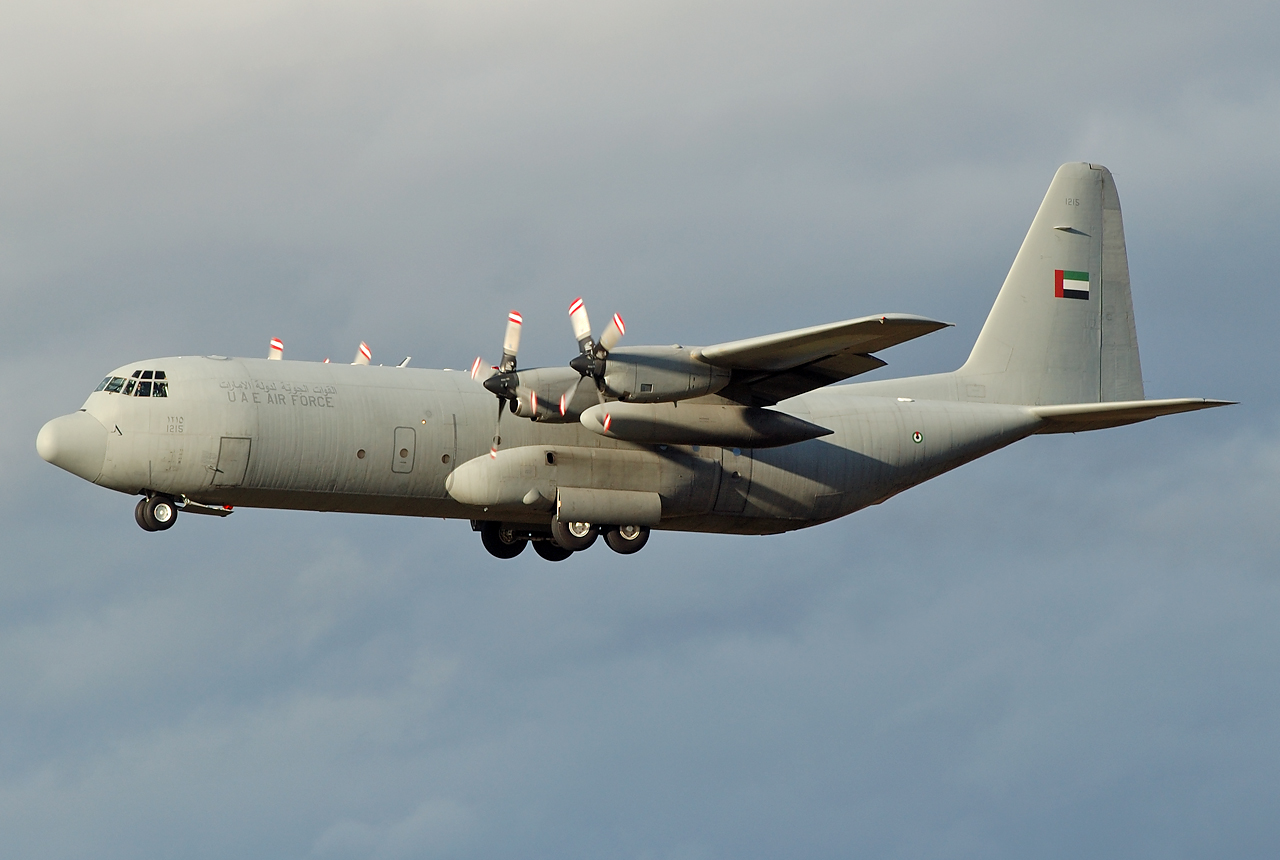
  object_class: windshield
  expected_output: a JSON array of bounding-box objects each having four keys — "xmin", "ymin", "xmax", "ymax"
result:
[{"xmin": 96, "ymin": 370, "xmax": 167, "ymax": 397}]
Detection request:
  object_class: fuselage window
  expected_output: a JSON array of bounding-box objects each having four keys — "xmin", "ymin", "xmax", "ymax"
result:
[
  {"xmin": 123, "ymin": 379, "xmax": 136, "ymax": 396},
  {"xmin": 131, "ymin": 370, "xmax": 141, "ymax": 378},
  {"xmin": 152, "ymin": 381, "xmax": 168, "ymax": 397},
  {"xmin": 94, "ymin": 377, "xmax": 110, "ymax": 392},
  {"xmin": 104, "ymin": 377, "xmax": 125, "ymax": 393},
  {"xmin": 141, "ymin": 370, "xmax": 153, "ymax": 380},
  {"xmin": 136, "ymin": 381, "xmax": 152, "ymax": 397}
]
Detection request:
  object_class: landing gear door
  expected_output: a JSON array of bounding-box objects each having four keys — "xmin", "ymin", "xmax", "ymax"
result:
[
  {"xmin": 713, "ymin": 447, "xmax": 753, "ymax": 514},
  {"xmin": 212, "ymin": 437, "xmax": 251, "ymax": 486}
]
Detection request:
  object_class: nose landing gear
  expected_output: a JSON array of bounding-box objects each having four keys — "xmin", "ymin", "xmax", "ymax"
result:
[{"xmin": 135, "ymin": 495, "xmax": 178, "ymax": 532}]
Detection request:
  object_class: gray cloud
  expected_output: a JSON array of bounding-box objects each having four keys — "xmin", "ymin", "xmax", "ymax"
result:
[{"xmin": 2, "ymin": 1, "xmax": 1277, "ymax": 857}]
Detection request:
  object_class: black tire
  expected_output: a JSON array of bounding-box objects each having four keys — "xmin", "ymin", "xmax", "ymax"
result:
[
  {"xmin": 480, "ymin": 521, "xmax": 527, "ymax": 559},
  {"xmin": 532, "ymin": 540, "xmax": 574, "ymax": 562},
  {"xmin": 604, "ymin": 525, "xmax": 650, "ymax": 554},
  {"xmin": 145, "ymin": 496, "xmax": 178, "ymax": 531},
  {"xmin": 550, "ymin": 517, "xmax": 597, "ymax": 551},
  {"xmin": 135, "ymin": 498, "xmax": 158, "ymax": 531}
]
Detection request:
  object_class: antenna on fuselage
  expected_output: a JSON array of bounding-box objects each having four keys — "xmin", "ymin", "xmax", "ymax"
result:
[
  {"xmin": 268, "ymin": 338, "xmax": 284, "ymax": 360},
  {"xmin": 353, "ymin": 342, "xmax": 371, "ymax": 365}
]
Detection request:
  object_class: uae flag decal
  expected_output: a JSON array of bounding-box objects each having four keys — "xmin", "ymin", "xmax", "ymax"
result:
[{"xmin": 1055, "ymin": 269, "xmax": 1090, "ymax": 300}]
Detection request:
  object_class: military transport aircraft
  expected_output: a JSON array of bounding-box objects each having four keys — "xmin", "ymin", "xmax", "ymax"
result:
[{"xmin": 37, "ymin": 163, "xmax": 1230, "ymax": 561}]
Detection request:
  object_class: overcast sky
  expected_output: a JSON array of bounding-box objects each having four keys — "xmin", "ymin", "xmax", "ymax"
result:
[{"xmin": 3, "ymin": 2, "xmax": 1278, "ymax": 858}]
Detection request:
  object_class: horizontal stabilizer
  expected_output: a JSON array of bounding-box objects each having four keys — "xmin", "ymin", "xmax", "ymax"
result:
[{"xmin": 1032, "ymin": 398, "xmax": 1235, "ymax": 434}]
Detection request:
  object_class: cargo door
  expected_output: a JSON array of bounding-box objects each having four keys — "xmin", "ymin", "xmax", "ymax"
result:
[
  {"xmin": 393, "ymin": 426, "xmax": 415, "ymax": 473},
  {"xmin": 713, "ymin": 446, "xmax": 754, "ymax": 514},
  {"xmin": 212, "ymin": 437, "xmax": 251, "ymax": 486}
]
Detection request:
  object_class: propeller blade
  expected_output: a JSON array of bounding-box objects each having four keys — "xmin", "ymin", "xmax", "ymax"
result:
[
  {"xmin": 501, "ymin": 311, "xmax": 522, "ymax": 372},
  {"xmin": 268, "ymin": 338, "xmax": 284, "ymax": 360},
  {"xmin": 597, "ymin": 313, "xmax": 625, "ymax": 355},
  {"xmin": 353, "ymin": 342, "xmax": 372, "ymax": 365},
  {"xmin": 470, "ymin": 356, "xmax": 484, "ymax": 380},
  {"xmin": 490, "ymin": 397, "xmax": 504, "ymax": 458},
  {"xmin": 569, "ymin": 297, "xmax": 593, "ymax": 354}
]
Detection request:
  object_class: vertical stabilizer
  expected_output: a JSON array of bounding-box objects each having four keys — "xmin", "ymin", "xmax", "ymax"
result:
[{"xmin": 960, "ymin": 163, "xmax": 1143, "ymax": 405}]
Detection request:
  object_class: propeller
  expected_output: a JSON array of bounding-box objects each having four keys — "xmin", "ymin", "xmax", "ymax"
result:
[
  {"xmin": 353, "ymin": 342, "xmax": 372, "ymax": 365},
  {"xmin": 268, "ymin": 337, "xmax": 284, "ymax": 360},
  {"xmin": 566, "ymin": 297, "xmax": 624, "ymax": 407},
  {"xmin": 478, "ymin": 311, "xmax": 523, "ymax": 457}
]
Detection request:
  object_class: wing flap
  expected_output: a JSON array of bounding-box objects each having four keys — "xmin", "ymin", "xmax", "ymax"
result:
[
  {"xmin": 723, "ymin": 352, "xmax": 887, "ymax": 405},
  {"xmin": 1032, "ymin": 398, "xmax": 1235, "ymax": 434}
]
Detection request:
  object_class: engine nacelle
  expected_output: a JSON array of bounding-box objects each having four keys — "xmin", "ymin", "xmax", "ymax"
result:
[
  {"xmin": 601, "ymin": 346, "xmax": 731, "ymax": 403},
  {"xmin": 502, "ymin": 365, "xmax": 593, "ymax": 423}
]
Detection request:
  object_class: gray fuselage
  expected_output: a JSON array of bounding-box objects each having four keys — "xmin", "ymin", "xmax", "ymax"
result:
[{"xmin": 72, "ymin": 355, "xmax": 1042, "ymax": 534}]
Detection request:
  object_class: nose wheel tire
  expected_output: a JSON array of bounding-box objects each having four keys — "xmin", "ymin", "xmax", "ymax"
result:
[
  {"xmin": 604, "ymin": 524, "xmax": 649, "ymax": 554},
  {"xmin": 550, "ymin": 518, "xmax": 597, "ymax": 551},
  {"xmin": 480, "ymin": 521, "xmax": 527, "ymax": 559},
  {"xmin": 136, "ymin": 496, "xmax": 178, "ymax": 531},
  {"xmin": 533, "ymin": 540, "xmax": 574, "ymax": 562},
  {"xmin": 135, "ymin": 498, "xmax": 158, "ymax": 531}
]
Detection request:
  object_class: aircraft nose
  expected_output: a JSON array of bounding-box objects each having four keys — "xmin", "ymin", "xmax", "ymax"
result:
[{"xmin": 37, "ymin": 411, "xmax": 108, "ymax": 483}]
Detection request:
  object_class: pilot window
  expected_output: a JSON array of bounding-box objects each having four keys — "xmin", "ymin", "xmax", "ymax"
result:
[{"xmin": 97, "ymin": 371, "xmax": 167, "ymax": 396}]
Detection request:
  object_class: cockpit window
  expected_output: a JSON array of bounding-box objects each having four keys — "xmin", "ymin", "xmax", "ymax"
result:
[{"xmin": 97, "ymin": 371, "xmax": 167, "ymax": 396}]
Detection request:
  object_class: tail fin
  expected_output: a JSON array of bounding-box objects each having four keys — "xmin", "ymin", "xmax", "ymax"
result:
[{"xmin": 960, "ymin": 162, "xmax": 1143, "ymax": 405}]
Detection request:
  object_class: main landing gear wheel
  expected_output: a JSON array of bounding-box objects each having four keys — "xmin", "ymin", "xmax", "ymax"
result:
[
  {"xmin": 550, "ymin": 518, "xmax": 597, "ymax": 551},
  {"xmin": 604, "ymin": 525, "xmax": 650, "ymax": 554},
  {"xmin": 480, "ymin": 521, "xmax": 527, "ymax": 559},
  {"xmin": 533, "ymin": 540, "xmax": 574, "ymax": 562},
  {"xmin": 136, "ymin": 496, "xmax": 178, "ymax": 531}
]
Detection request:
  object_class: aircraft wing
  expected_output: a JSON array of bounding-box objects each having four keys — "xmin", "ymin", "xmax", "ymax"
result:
[{"xmin": 695, "ymin": 313, "xmax": 950, "ymax": 405}]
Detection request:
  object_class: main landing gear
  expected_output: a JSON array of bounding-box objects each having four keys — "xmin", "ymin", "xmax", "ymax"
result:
[{"xmin": 475, "ymin": 519, "xmax": 652, "ymax": 561}]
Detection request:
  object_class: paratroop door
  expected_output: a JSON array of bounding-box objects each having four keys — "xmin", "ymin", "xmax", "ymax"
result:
[{"xmin": 212, "ymin": 437, "xmax": 251, "ymax": 486}]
